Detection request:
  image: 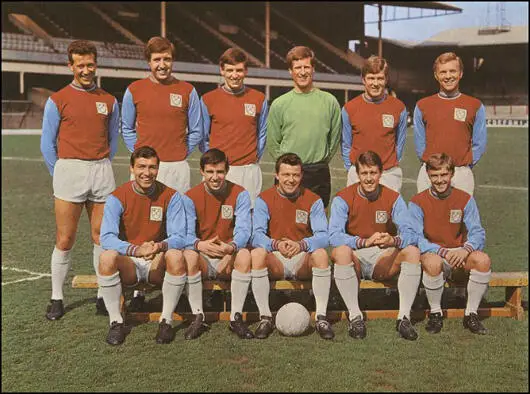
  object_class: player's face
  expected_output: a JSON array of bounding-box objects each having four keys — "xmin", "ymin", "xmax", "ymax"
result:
[
  {"xmin": 289, "ymin": 57, "xmax": 314, "ymax": 92},
  {"xmin": 276, "ymin": 163, "xmax": 302, "ymax": 196},
  {"xmin": 428, "ymin": 167, "xmax": 453, "ymax": 194},
  {"xmin": 434, "ymin": 59, "xmax": 463, "ymax": 94},
  {"xmin": 362, "ymin": 71, "xmax": 386, "ymax": 100},
  {"xmin": 69, "ymin": 53, "xmax": 97, "ymax": 88},
  {"xmin": 201, "ymin": 162, "xmax": 228, "ymax": 192},
  {"xmin": 357, "ymin": 164, "xmax": 382, "ymax": 194},
  {"xmin": 148, "ymin": 51, "xmax": 173, "ymax": 82},
  {"xmin": 131, "ymin": 157, "xmax": 159, "ymax": 190},
  {"xmin": 220, "ymin": 62, "xmax": 247, "ymax": 91}
]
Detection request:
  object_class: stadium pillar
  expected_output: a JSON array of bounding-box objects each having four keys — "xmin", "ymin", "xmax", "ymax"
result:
[
  {"xmin": 19, "ymin": 71, "xmax": 24, "ymax": 97},
  {"xmin": 161, "ymin": 1, "xmax": 166, "ymax": 38},
  {"xmin": 378, "ymin": 3, "xmax": 383, "ymax": 57},
  {"xmin": 97, "ymin": 76, "xmax": 101, "ymax": 88},
  {"xmin": 265, "ymin": 1, "xmax": 270, "ymax": 68}
]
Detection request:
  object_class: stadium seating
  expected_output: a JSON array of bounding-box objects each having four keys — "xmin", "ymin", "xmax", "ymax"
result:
[{"xmin": 72, "ymin": 272, "xmax": 528, "ymax": 322}]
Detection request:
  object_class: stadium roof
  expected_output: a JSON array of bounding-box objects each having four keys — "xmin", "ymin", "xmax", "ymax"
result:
[
  {"xmin": 366, "ymin": 2, "xmax": 462, "ymax": 12},
  {"xmin": 367, "ymin": 25, "xmax": 529, "ymax": 48}
]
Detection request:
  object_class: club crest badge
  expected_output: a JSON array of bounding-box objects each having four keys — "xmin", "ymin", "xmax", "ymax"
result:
[
  {"xmin": 170, "ymin": 93, "xmax": 182, "ymax": 107},
  {"xmin": 454, "ymin": 108, "xmax": 467, "ymax": 122},
  {"xmin": 96, "ymin": 102, "xmax": 108, "ymax": 115},
  {"xmin": 382, "ymin": 114, "xmax": 394, "ymax": 128},
  {"xmin": 450, "ymin": 209, "xmax": 462, "ymax": 223},
  {"xmin": 221, "ymin": 205, "xmax": 233, "ymax": 219},
  {"xmin": 150, "ymin": 206, "xmax": 163, "ymax": 222},
  {"xmin": 244, "ymin": 103, "xmax": 256, "ymax": 117},
  {"xmin": 375, "ymin": 210, "xmax": 388, "ymax": 224},
  {"xmin": 295, "ymin": 209, "xmax": 308, "ymax": 224}
]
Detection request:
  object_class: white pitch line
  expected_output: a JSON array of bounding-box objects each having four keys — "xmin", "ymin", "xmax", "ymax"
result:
[
  {"xmin": 2, "ymin": 265, "xmax": 51, "ymax": 277},
  {"xmin": 2, "ymin": 275, "xmax": 49, "ymax": 286},
  {"xmin": 2, "ymin": 156, "xmax": 528, "ymax": 192}
]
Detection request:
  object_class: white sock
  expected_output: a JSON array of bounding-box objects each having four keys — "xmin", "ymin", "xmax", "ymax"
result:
[
  {"xmin": 422, "ymin": 271, "xmax": 445, "ymax": 314},
  {"xmin": 312, "ymin": 267, "xmax": 331, "ymax": 320},
  {"xmin": 51, "ymin": 247, "xmax": 73, "ymax": 300},
  {"xmin": 333, "ymin": 263, "xmax": 362, "ymax": 321},
  {"xmin": 187, "ymin": 272, "xmax": 204, "ymax": 317},
  {"xmin": 251, "ymin": 268, "xmax": 271, "ymax": 318},
  {"xmin": 160, "ymin": 272, "xmax": 187, "ymax": 323},
  {"xmin": 465, "ymin": 269, "xmax": 491, "ymax": 315},
  {"xmin": 98, "ymin": 271, "xmax": 123, "ymax": 325},
  {"xmin": 230, "ymin": 270, "xmax": 251, "ymax": 320},
  {"xmin": 397, "ymin": 262, "xmax": 422, "ymax": 320},
  {"xmin": 93, "ymin": 244, "xmax": 103, "ymax": 299}
]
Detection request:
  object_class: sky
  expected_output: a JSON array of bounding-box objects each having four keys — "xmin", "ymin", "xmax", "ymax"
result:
[{"xmin": 363, "ymin": 2, "xmax": 528, "ymax": 43}]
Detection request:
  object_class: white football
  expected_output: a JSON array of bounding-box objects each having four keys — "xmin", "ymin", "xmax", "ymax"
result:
[{"xmin": 275, "ymin": 302, "xmax": 311, "ymax": 337}]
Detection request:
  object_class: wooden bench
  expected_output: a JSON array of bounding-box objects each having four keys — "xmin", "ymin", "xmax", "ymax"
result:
[{"xmin": 72, "ymin": 271, "xmax": 528, "ymax": 323}]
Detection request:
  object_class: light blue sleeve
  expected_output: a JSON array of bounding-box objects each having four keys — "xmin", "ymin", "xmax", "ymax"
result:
[
  {"xmin": 182, "ymin": 194, "xmax": 199, "ymax": 250},
  {"xmin": 121, "ymin": 88, "xmax": 137, "ymax": 153},
  {"xmin": 471, "ymin": 104, "xmax": 487, "ymax": 167},
  {"xmin": 186, "ymin": 88, "xmax": 203, "ymax": 156},
  {"xmin": 233, "ymin": 190, "xmax": 252, "ymax": 249},
  {"xmin": 108, "ymin": 99, "xmax": 120, "ymax": 160},
  {"xmin": 303, "ymin": 199, "xmax": 329, "ymax": 251},
  {"xmin": 341, "ymin": 107, "xmax": 353, "ymax": 170},
  {"xmin": 257, "ymin": 100, "xmax": 269, "ymax": 160},
  {"xmin": 250, "ymin": 196, "xmax": 273, "ymax": 251},
  {"xmin": 463, "ymin": 197, "xmax": 486, "ymax": 251},
  {"xmin": 391, "ymin": 196, "xmax": 415, "ymax": 247},
  {"xmin": 199, "ymin": 98, "xmax": 211, "ymax": 153},
  {"xmin": 408, "ymin": 201, "xmax": 442, "ymax": 255},
  {"xmin": 40, "ymin": 98, "xmax": 61, "ymax": 176},
  {"xmin": 100, "ymin": 195, "xmax": 133, "ymax": 255},
  {"xmin": 396, "ymin": 108, "xmax": 408, "ymax": 162},
  {"xmin": 328, "ymin": 196, "xmax": 360, "ymax": 249},
  {"xmin": 413, "ymin": 105, "xmax": 426, "ymax": 161},
  {"xmin": 164, "ymin": 192, "xmax": 187, "ymax": 250}
]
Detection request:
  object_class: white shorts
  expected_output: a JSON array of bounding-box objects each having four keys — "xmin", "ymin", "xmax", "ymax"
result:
[
  {"xmin": 347, "ymin": 165, "xmax": 403, "ymax": 193},
  {"xmin": 130, "ymin": 160, "xmax": 190, "ymax": 194},
  {"xmin": 272, "ymin": 251, "xmax": 307, "ymax": 280},
  {"xmin": 53, "ymin": 158, "xmax": 115, "ymax": 203},
  {"xmin": 226, "ymin": 163, "xmax": 262, "ymax": 208},
  {"xmin": 131, "ymin": 257, "xmax": 153, "ymax": 284},
  {"xmin": 417, "ymin": 163, "xmax": 475, "ymax": 195},
  {"xmin": 200, "ymin": 253, "xmax": 225, "ymax": 280},
  {"xmin": 353, "ymin": 246, "xmax": 397, "ymax": 280}
]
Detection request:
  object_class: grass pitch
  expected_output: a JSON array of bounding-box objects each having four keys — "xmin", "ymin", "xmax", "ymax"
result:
[{"xmin": 1, "ymin": 127, "xmax": 528, "ymax": 392}]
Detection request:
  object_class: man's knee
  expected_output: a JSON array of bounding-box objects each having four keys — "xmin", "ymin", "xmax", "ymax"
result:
[
  {"xmin": 310, "ymin": 248, "xmax": 329, "ymax": 269},
  {"xmin": 234, "ymin": 248, "xmax": 251, "ymax": 273},
  {"xmin": 99, "ymin": 250, "xmax": 119, "ymax": 275},
  {"xmin": 400, "ymin": 245, "xmax": 421, "ymax": 263},
  {"xmin": 331, "ymin": 245, "xmax": 353, "ymax": 265},
  {"xmin": 251, "ymin": 248, "xmax": 268, "ymax": 269},
  {"xmin": 421, "ymin": 253, "xmax": 443, "ymax": 276},
  {"xmin": 183, "ymin": 249, "xmax": 200, "ymax": 271},
  {"xmin": 56, "ymin": 233, "xmax": 76, "ymax": 251},
  {"xmin": 468, "ymin": 251, "xmax": 491, "ymax": 272},
  {"xmin": 165, "ymin": 249, "xmax": 186, "ymax": 275}
]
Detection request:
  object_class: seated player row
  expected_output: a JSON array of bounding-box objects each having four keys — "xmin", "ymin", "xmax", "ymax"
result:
[{"xmin": 96, "ymin": 146, "xmax": 492, "ymax": 345}]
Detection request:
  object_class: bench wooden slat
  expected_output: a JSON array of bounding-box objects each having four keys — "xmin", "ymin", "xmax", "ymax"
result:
[{"xmin": 71, "ymin": 272, "xmax": 529, "ymax": 290}]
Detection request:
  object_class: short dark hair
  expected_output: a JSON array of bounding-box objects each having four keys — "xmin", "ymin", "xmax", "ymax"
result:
[
  {"xmin": 145, "ymin": 36, "xmax": 175, "ymax": 61},
  {"xmin": 219, "ymin": 47, "xmax": 248, "ymax": 68},
  {"xmin": 275, "ymin": 153, "xmax": 303, "ymax": 173},
  {"xmin": 130, "ymin": 146, "xmax": 160, "ymax": 167},
  {"xmin": 286, "ymin": 46, "xmax": 315, "ymax": 69},
  {"xmin": 425, "ymin": 153, "xmax": 455, "ymax": 174},
  {"xmin": 355, "ymin": 151, "xmax": 383, "ymax": 174},
  {"xmin": 67, "ymin": 40, "xmax": 97, "ymax": 64},
  {"xmin": 200, "ymin": 148, "xmax": 229, "ymax": 171}
]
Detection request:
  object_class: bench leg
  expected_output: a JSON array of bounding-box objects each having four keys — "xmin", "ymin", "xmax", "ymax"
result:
[{"xmin": 505, "ymin": 286, "xmax": 524, "ymax": 321}]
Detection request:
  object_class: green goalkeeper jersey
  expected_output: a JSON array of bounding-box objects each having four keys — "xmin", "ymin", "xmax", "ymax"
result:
[{"xmin": 266, "ymin": 88, "xmax": 342, "ymax": 164}]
